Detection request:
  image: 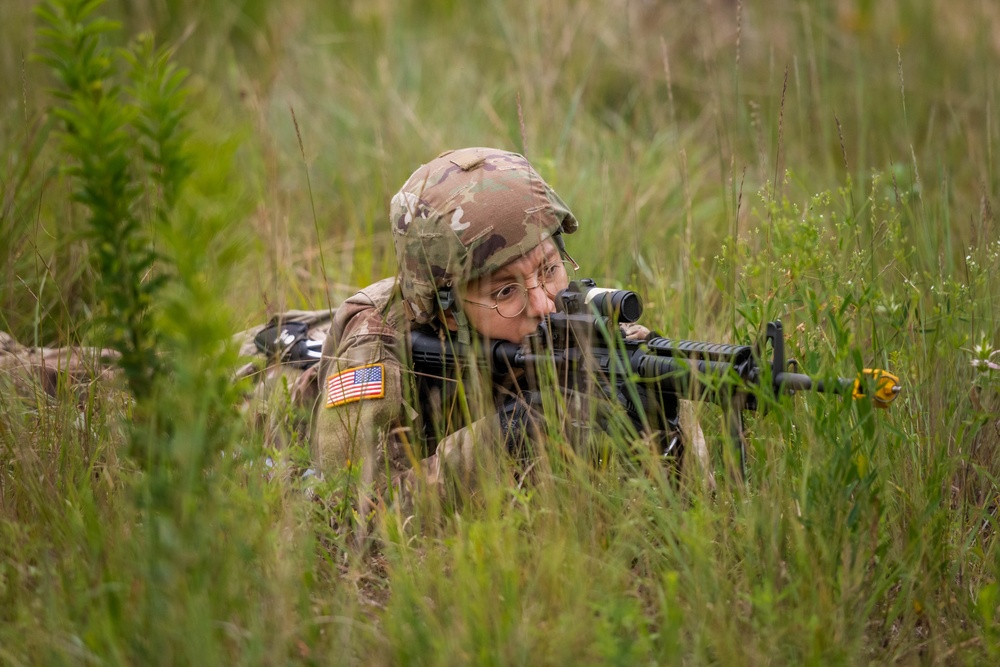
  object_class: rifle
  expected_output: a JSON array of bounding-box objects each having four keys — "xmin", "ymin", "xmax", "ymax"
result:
[{"xmin": 409, "ymin": 279, "xmax": 901, "ymax": 479}]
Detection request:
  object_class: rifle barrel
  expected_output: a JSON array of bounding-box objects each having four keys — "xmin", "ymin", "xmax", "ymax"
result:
[{"xmin": 774, "ymin": 372, "xmax": 856, "ymax": 396}]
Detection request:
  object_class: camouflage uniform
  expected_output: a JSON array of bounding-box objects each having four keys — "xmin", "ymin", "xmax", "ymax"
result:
[
  {"xmin": 313, "ymin": 147, "xmax": 577, "ymax": 502},
  {"xmin": 312, "ymin": 147, "xmax": 711, "ymax": 506}
]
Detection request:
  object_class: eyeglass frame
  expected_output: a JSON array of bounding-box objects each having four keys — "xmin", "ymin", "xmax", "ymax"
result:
[{"xmin": 461, "ymin": 258, "xmax": 578, "ymax": 319}]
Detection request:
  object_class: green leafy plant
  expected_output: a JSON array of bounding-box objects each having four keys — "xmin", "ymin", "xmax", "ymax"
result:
[
  {"xmin": 36, "ymin": 0, "xmax": 166, "ymax": 400},
  {"xmin": 3, "ymin": 0, "xmax": 999, "ymax": 663}
]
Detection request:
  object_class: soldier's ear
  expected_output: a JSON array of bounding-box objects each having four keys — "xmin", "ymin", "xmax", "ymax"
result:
[
  {"xmin": 434, "ymin": 287, "xmax": 459, "ymax": 332},
  {"xmin": 435, "ymin": 288, "xmax": 456, "ymax": 311}
]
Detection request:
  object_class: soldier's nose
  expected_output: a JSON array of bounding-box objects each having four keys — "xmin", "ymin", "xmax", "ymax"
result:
[{"xmin": 525, "ymin": 284, "xmax": 556, "ymax": 317}]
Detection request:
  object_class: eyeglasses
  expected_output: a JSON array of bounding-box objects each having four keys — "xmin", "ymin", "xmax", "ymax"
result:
[{"xmin": 463, "ymin": 260, "xmax": 576, "ymax": 319}]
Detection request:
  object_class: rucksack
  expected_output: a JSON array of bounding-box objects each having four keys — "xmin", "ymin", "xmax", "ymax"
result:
[{"xmin": 232, "ymin": 309, "xmax": 336, "ymax": 447}]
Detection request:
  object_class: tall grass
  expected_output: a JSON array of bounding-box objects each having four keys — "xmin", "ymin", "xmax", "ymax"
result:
[{"xmin": 2, "ymin": 0, "xmax": 999, "ymax": 664}]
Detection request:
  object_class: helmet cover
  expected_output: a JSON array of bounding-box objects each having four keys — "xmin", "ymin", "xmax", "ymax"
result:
[{"xmin": 390, "ymin": 147, "xmax": 579, "ymax": 324}]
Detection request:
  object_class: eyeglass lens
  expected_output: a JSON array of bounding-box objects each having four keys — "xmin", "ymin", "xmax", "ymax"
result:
[{"xmin": 494, "ymin": 261, "xmax": 575, "ymax": 318}]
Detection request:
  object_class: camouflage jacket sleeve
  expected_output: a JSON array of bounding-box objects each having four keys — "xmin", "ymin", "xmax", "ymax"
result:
[
  {"xmin": 312, "ymin": 279, "xmax": 416, "ymax": 490},
  {"xmin": 312, "ymin": 279, "xmax": 505, "ymax": 501}
]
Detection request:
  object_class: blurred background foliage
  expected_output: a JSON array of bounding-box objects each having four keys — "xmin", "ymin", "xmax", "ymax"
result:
[
  {"xmin": 4, "ymin": 0, "xmax": 997, "ymax": 340},
  {"xmin": 2, "ymin": 0, "xmax": 999, "ymax": 664}
]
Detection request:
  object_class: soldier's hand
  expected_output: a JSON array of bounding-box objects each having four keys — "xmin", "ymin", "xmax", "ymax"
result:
[
  {"xmin": 619, "ymin": 322, "xmax": 653, "ymax": 341},
  {"xmin": 497, "ymin": 392, "xmax": 544, "ymax": 463}
]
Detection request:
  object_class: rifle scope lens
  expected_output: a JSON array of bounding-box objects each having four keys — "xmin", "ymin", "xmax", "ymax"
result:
[{"xmin": 583, "ymin": 287, "xmax": 643, "ymax": 323}]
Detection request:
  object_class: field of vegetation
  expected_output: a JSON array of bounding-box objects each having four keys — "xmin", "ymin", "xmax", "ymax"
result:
[{"xmin": 2, "ymin": 0, "xmax": 999, "ymax": 663}]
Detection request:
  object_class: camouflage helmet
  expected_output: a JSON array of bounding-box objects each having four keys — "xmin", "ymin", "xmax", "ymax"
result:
[{"xmin": 390, "ymin": 147, "xmax": 579, "ymax": 324}]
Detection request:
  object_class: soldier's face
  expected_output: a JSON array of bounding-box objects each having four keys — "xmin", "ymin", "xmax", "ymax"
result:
[{"xmin": 459, "ymin": 239, "xmax": 566, "ymax": 343}]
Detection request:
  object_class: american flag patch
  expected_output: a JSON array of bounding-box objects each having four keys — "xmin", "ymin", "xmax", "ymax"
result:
[{"xmin": 325, "ymin": 363, "xmax": 385, "ymax": 408}]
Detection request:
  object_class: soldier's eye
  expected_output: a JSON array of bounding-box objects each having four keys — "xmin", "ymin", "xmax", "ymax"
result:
[
  {"xmin": 494, "ymin": 284, "xmax": 522, "ymax": 302},
  {"xmin": 541, "ymin": 262, "xmax": 562, "ymax": 281}
]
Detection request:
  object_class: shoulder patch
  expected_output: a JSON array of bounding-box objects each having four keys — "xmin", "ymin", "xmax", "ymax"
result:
[{"xmin": 325, "ymin": 363, "xmax": 385, "ymax": 408}]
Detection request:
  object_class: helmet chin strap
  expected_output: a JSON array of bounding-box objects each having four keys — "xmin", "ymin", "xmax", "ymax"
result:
[
  {"xmin": 436, "ymin": 288, "xmax": 473, "ymax": 345},
  {"xmin": 453, "ymin": 308, "xmax": 472, "ymax": 346}
]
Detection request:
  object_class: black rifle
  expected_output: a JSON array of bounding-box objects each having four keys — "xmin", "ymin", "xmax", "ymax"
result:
[{"xmin": 409, "ymin": 279, "xmax": 901, "ymax": 479}]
